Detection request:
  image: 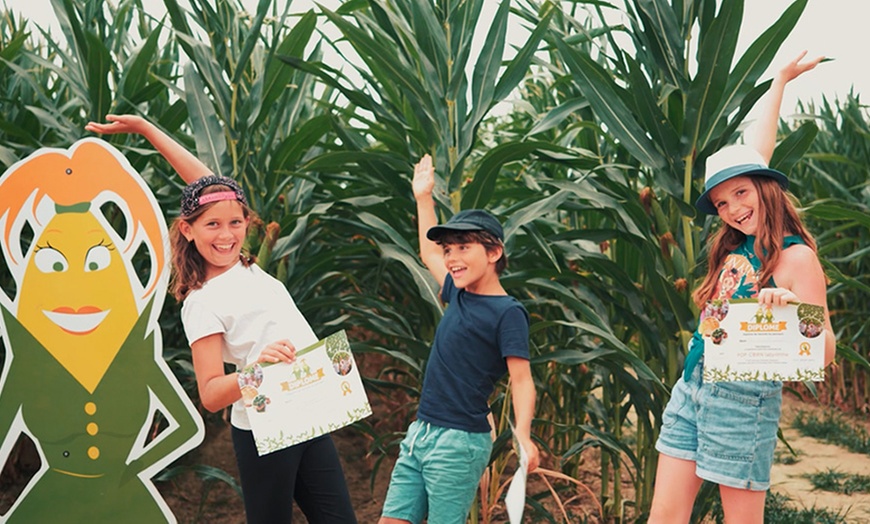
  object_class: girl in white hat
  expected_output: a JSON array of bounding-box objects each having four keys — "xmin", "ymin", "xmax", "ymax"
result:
[{"xmin": 648, "ymin": 51, "xmax": 836, "ymax": 524}]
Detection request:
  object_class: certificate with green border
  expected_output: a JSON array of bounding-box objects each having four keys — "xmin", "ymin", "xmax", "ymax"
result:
[
  {"xmin": 237, "ymin": 330, "xmax": 372, "ymax": 455},
  {"xmin": 702, "ymin": 300, "xmax": 826, "ymax": 382}
]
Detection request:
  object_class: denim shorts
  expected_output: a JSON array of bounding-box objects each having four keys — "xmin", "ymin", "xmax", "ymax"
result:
[
  {"xmin": 381, "ymin": 419, "xmax": 492, "ymax": 523},
  {"xmin": 655, "ymin": 364, "xmax": 783, "ymax": 491}
]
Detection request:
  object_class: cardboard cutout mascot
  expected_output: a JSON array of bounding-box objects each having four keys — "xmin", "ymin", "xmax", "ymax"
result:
[{"xmin": 0, "ymin": 138, "xmax": 204, "ymax": 523}]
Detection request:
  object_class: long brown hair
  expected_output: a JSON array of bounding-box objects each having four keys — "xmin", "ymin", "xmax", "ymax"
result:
[
  {"xmin": 692, "ymin": 176, "xmax": 817, "ymax": 308},
  {"xmin": 169, "ymin": 184, "xmax": 261, "ymax": 301}
]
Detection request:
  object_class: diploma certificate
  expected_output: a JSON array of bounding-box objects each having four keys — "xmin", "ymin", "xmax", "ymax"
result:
[
  {"xmin": 701, "ymin": 299, "xmax": 826, "ymax": 382},
  {"xmin": 505, "ymin": 420, "xmax": 529, "ymax": 524},
  {"xmin": 237, "ymin": 330, "xmax": 372, "ymax": 455}
]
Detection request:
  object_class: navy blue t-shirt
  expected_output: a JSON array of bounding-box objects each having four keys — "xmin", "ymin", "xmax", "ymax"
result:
[{"xmin": 416, "ymin": 274, "xmax": 531, "ymax": 433}]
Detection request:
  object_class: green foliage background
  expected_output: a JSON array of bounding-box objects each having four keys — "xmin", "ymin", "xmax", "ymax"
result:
[{"xmin": 0, "ymin": 0, "xmax": 866, "ymax": 521}]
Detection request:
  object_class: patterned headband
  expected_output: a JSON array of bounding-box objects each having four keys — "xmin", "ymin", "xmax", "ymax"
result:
[{"xmin": 180, "ymin": 175, "xmax": 248, "ymax": 217}]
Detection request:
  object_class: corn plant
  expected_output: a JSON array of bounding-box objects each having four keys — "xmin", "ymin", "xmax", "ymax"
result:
[{"xmin": 785, "ymin": 94, "xmax": 870, "ymax": 412}]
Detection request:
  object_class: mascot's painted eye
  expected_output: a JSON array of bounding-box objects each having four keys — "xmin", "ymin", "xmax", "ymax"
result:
[
  {"xmin": 34, "ymin": 247, "xmax": 68, "ymax": 273},
  {"xmin": 85, "ymin": 244, "xmax": 112, "ymax": 272}
]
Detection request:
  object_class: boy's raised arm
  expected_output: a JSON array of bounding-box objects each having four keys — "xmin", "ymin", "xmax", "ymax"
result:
[
  {"xmin": 413, "ymin": 154, "xmax": 448, "ymax": 285},
  {"xmin": 85, "ymin": 114, "xmax": 212, "ymax": 185},
  {"xmin": 746, "ymin": 51, "xmax": 823, "ymax": 163}
]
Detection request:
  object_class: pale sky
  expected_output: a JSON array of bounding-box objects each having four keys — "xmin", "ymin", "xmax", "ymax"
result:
[
  {"xmin": 732, "ymin": 0, "xmax": 869, "ymax": 117},
  {"xmin": 7, "ymin": 0, "xmax": 868, "ymax": 118}
]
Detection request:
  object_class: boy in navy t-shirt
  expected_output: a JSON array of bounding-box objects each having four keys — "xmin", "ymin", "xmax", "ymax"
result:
[{"xmin": 379, "ymin": 154, "xmax": 540, "ymax": 524}]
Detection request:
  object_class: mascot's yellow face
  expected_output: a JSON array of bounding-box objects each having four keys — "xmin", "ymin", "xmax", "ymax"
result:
[{"xmin": 17, "ymin": 211, "xmax": 138, "ymax": 393}]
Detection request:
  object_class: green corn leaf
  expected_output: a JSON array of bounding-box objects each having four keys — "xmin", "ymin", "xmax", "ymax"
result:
[
  {"xmin": 532, "ymin": 347, "xmax": 616, "ymax": 366},
  {"xmin": 378, "ymin": 243, "xmax": 442, "ymax": 313},
  {"xmin": 119, "ymin": 23, "xmax": 163, "ymax": 103},
  {"xmin": 683, "ymin": 0, "xmax": 741, "ymax": 154},
  {"xmin": 270, "ymin": 114, "xmax": 331, "ymax": 173},
  {"xmin": 277, "ymin": 55, "xmax": 379, "ymax": 113},
  {"xmin": 444, "ymin": 0, "xmax": 483, "ymax": 99},
  {"xmin": 355, "ymin": 212, "xmax": 417, "ymax": 254},
  {"xmin": 183, "ymin": 63, "xmax": 231, "ymax": 177},
  {"xmin": 770, "ymin": 121, "xmax": 818, "ymax": 174},
  {"xmin": 519, "ymin": 221, "xmax": 562, "ymax": 273},
  {"xmin": 231, "ymin": 0, "xmax": 271, "ymax": 85},
  {"xmin": 176, "ymin": 32, "xmax": 231, "ymax": 121},
  {"xmin": 318, "ymin": 6, "xmax": 430, "ymax": 108},
  {"xmin": 461, "ymin": 140, "xmax": 597, "ymax": 209},
  {"xmin": 526, "ymin": 98, "xmax": 590, "ymax": 138},
  {"xmin": 51, "ymin": 0, "xmax": 88, "ymax": 79},
  {"xmin": 555, "ymin": 37, "xmax": 666, "ymax": 169},
  {"xmin": 503, "ymin": 190, "xmax": 572, "ymax": 240},
  {"xmin": 84, "ymin": 32, "xmax": 112, "ymax": 121},
  {"xmin": 190, "ymin": 464, "xmax": 243, "ymax": 496},
  {"xmin": 0, "ymin": 32, "xmax": 28, "ymax": 65},
  {"xmin": 836, "ymin": 343, "xmax": 870, "ymax": 371},
  {"xmin": 699, "ymin": 79, "xmax": 770, "ymax": 159},
  {"xmin": 541, "ymin": 319, "xmax": 660, "ymax": 382},
  {"xmin": 805, "ymin": 202, "xmax": 870, "ymax": 229},
  {"xmin": 634, "ymin": 0, "xmax": 687, "ymax": 91},
  {"xmin": 699, "ymin": 0, "xmax": 808, "ymax": 149},
  {"xmin": 467, "ymin": 0, "xmax": 511, "ymax": 127},
  {"xmin": 624, "ymin": 55, "xmax": 681, "ymax": 174},
  {"xmin": 251, "ymin": 10, "xmax": 317, "ymax": 130},
  {"xmin": 161, "ymin": 0, "xmax": 195, "ymax": 57},
  {"xmin": 336, "ymin": 0, "xmax": 368, "ymax": 15},
  {"xmin": 465, "ymin": 3, "xmax": 554, "ymax": 154},
  {"xmin": 406, "ymin": 0, "xmax": 449, "ymax": 92}
]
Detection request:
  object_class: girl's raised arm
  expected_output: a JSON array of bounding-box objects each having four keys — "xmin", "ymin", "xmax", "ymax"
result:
[
  {"xmin": 86, "ymin": 114, "xmax": 212, "ymax": 184},
  {"xmin": 746, "ymin": 51, "xmax": 823, "ymax": 163}
]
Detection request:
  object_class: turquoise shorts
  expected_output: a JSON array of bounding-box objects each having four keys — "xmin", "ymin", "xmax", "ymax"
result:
[
  {"xmin": 381, "ymin": 420, "xmax": 492, "ymax": 523},
  {"xmin": 655, "ymin": 364, "xmax": 783, "ymax": 491}
]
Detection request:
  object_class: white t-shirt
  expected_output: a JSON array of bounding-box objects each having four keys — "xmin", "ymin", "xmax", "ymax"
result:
[{"xmin": 181, "ymin": 262, "xmax": 318, "ymax": 429}]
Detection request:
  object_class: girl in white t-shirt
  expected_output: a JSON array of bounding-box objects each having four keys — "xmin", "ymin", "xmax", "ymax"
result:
[{"xmin": 86, "ymin": 115, "xmax": 357, "ymax": 524}]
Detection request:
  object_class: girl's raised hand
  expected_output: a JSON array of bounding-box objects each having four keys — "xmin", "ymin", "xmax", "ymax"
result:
[
  {"xmin": 256, "ymin": 339, "xmax": 297, "ymax": 364},
  {"xmin": 778, "ymin": 50, "xmax": 824, "ymax": 85},
  {"xmin": 85, "ymin": 114, "xmax": 150, "ymax": 136},
  {"xmin": 412, "ymin": 154, "xmax": 435, "ymax": 200},
  {"xmin": 757, "ymin": 287, "xmax": 798, "ymax": 307}
]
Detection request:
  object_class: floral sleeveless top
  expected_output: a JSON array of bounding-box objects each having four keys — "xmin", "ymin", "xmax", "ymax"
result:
[{"xmin": 682, "ymin": 234, "xmax": 805, "ymax": 380}]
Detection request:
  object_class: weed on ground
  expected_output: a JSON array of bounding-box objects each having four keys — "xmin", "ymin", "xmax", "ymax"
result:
[{"xmin": 792, "ymin": 410, "xmax": 870, "ymax": 455}]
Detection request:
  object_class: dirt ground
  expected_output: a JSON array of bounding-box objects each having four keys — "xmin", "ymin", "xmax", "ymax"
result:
[
  {"xmin": 145, "ymin": 392, "xmax": 870, "ymax": 523},
  {"xmin": 158, "ymin": 420, "xmax": 609, "ymax": 523},
  {"xmin": 3, "ymin": 393, "xmax": 869, "ymax": 522},
  {"xmin": 769, "ymin": 395, "xmax": 870, "ymax": 523}
]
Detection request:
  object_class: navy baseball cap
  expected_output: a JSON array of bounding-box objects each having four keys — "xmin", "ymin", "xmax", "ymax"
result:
[{"xmin": 426, "ymin": 209, "xmax": 504, "ymax": 241}]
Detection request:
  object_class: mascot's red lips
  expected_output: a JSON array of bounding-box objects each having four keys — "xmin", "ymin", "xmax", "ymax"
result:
[{"xmin": 43, "ymin": 306, "xmax": 110, "ymax": 334}]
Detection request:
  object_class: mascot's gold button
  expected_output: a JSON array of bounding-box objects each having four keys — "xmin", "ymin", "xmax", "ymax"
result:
[
  {"xmin": 84, "ymin": 402, "xmax": 97, "ymax": 415},
  {"xmin": 86, "ymin": 423, "xmax": 98, "ymax": 436},
  {"xmin": 87, "ymin": 446, "xmax": 100, "ymax": 460}
]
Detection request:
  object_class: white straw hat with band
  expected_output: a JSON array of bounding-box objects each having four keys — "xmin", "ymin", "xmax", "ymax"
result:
[{"xmin": 695, "ymin": 145, "xmax": 788, "ymax": 215}]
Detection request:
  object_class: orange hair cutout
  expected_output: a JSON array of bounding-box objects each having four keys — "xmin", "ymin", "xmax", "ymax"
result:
[{"xmin": 0, "ymin": 140, "xmax": 165, "ymax": 298}]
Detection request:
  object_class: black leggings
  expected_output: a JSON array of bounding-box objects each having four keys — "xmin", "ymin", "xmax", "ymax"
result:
[{"xmin": 231, "ymin": 427, "xmax": 357, "ymax": 523}]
